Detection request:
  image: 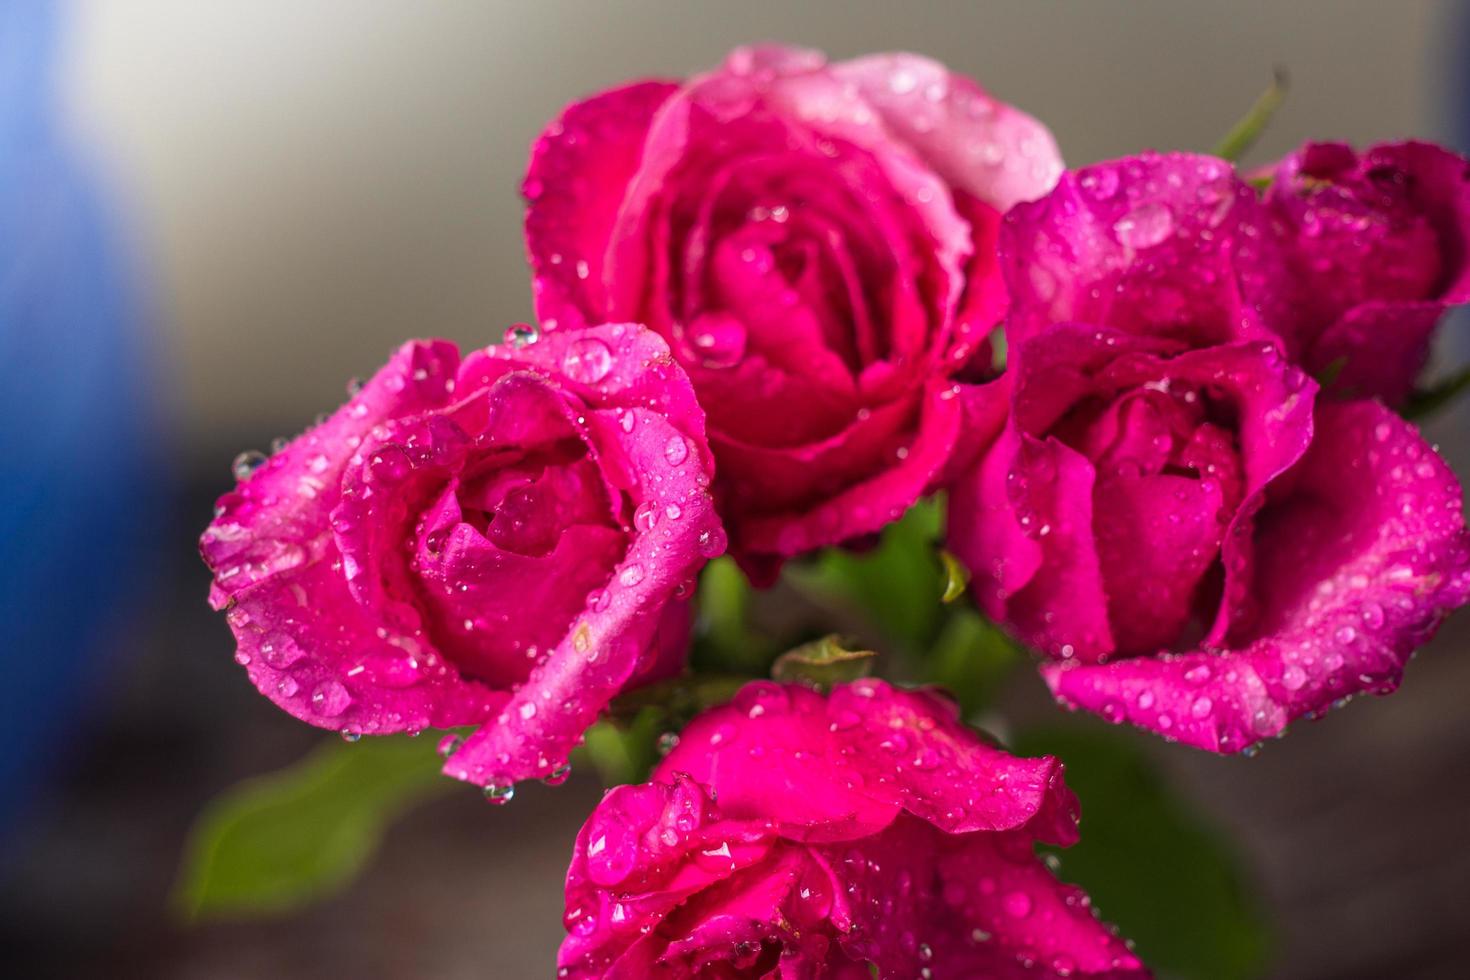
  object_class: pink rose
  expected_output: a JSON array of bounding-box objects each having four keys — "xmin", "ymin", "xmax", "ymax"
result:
[
  {"xmin": 558, "ymin": 681, "xmax": 1146, "ymax": 978},
  {"xmin": 523, "ymin": 44, "xmax": 1059, "ymax": 577},
  {"xmin": 201, "ymin": 325, "xmax": 724, "ymax": 790},
  {"xmin": 1262, "ymin": 140, "xmax": 1470, "ymax": 404},
  {"xmin": 947, "ymin": 154, "xmax": 1470, "ymax": 753}
]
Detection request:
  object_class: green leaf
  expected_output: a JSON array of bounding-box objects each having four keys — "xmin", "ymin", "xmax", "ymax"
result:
[
  {"xmin": 938, "ymin": 550, "xmax": 970, "ymax": 604},
  {"xmin": 1011, "ymin": 723, "xmax": 1270, "ymax": 980},
  {"xmin": 1403, "ymin": 361, "xmax": 1470, "ymax": 420},
  {"xmin": 924, "ymin": 609, "xmax": 1024, "ymax": 716},
  {"xmin": 580, "ymin": 707, "xmax": 667, "ymax": 787},
  {"xmin": 1211, "ymin": 67, "xmax": 1289, "ymax": 163},
  {"xmin": 784, "ymin": 499, "xmax": 946, "ymax": 652},
  {"xmin": 174, "ymin": 734, "xmax": 453, "ymax": 920},
  {"xmin": 989, "ymin": 327, "xmax": 1009, "ymax": 373},
  {"xmin": 1313, "ymin": 355, "xmax": 1348, "ymax": 388},
  {"xmin": 771, "ymin": 635, "xmax": 877, "ymax": 689},
  {"xmin": 694, "ymin": 556, "xmax": 776, "ymax": 673}
]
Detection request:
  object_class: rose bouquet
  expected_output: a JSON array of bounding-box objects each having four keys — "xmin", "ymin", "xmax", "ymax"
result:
[{"xmin": 189, "ymin": 45, "xmax": 1470, "ymax": 978}]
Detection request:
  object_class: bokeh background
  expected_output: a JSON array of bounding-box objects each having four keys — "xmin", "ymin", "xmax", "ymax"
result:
[{"xmin": 4, "ymin": 1, "xmax": 1470, "ymax": 977}]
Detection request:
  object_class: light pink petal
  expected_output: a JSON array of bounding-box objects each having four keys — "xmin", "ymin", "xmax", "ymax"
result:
[
  {"xmin": 832, "ymin": 52, "xmax": 1064, "ymax": 210},
  {"xmin": 1046, "ymin": 401, "xmax": 1470, "ymax": 752}
]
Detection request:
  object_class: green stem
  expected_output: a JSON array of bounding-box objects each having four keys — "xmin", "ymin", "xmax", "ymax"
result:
[
  {"xmin": 1211, "ymin": 68, "xmax": 1289, "ymax": 163},
  {"xmin": 1404, "ymin": 362, "xmax": 1470, "ymax": 420}
]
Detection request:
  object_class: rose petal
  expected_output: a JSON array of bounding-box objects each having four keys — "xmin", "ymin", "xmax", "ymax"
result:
[
  {"xmin": 832, "ymin": 52, "xmax": 1064, "ymax": 210},
  {"xmin": 1045, "ymin": 401, "xmax": 1470, "ymax": 752},
  {"xmin": 733, "ymin": 379, "xmax": 1003, "ymax": 574},
  {"xmin": 827, "ymin": 681, "xmax": 1079, "ymax": 844},
  {"xmin": 444, "ymin": 331, "xmax": 722, "ymax": 786},
  {"xmin": 559, "ymin": 776, "xmax": 776, "ymax": 979},
  {"xmin": 526, "ymin": 81, "xmax": 679, "ymax": 333},
  {"xmin": 659, "ymin": 683, "xmax": 898, "ymax": 842},
  {"xmin": 201, "ymin": 341, "xmax": 503, "ymax": 733},
  {"xmin": 659, "ymin": 680, "xmax": 1077, "ymax": 845},
  {"xmin": 1001, "ymin": 152, "xmax": 1283, "ymax": 354}
]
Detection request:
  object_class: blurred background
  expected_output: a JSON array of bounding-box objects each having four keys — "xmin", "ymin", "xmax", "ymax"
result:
[{"xmin": 4, "ymin": 1, "xmax": 1470, "ymax": 977}]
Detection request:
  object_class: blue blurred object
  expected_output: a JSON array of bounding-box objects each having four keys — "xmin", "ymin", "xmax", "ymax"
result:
[{"xmin": 0, "ymin": 2, "xmax": 163, "ymax": 831}]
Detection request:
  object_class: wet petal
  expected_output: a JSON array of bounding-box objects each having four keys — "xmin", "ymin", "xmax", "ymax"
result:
[
  {"xmin": 1001, "ymin": 152, "xmax": 1283, "ymax": 354},
  {"xmin": 525, "ymin": 81, "xmax": 679, "ymax": 332},
  {"xmin": 832, "ymin": 51, "xmax": 1064, "ymax": 210},
  {"xmin": 201, "ymin": 341, "xmax": 502, "ymax": 734},
  {"xmin": 1046, "ymin": 401, "xmax": 1470, "ymax": 752}
]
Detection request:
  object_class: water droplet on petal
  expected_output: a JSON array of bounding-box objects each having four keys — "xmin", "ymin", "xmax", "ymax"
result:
[
  {"xmin": 232, "ymin": 450, "xmax": 267, "ymax": 481},
  {"xmin": 562, "ymin": 337, "xmax": 613, "ymax": 383},
  {"xmin": 310, "ymin": 679, "xmax": 352, "ymax": 717},
  {"xmin": 504, "ymin": 323, "xmax": 540, "ymax": 348},
  {"xmin": 1114, "ymin": 201, "xmax": 1174, "ymax": 249},
  {"xmin": 1003, "ymin": 891, "xmax": 1033, "ymax": 917},
  {"xmin": 696, "ymin": 526, "xmax": 728, "ymax": 558},
  {"xmin": 663, "ymin": 435, "xmax": 690, "ymax": 466}
]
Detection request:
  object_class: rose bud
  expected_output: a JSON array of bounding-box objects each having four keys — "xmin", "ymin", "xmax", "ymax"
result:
[
  {"xmin": 201, "ymin": 325, "xmax": 724, "ymax": 791},
  {"xmin": 558, "ymin": 680, "xmax": 1147, "ymax": 978},
  {"xmin": 523, "ymin": 44, "xmax": 1058, "ymax": 578},
  {"xmin": 1262, "ymin": 140, "xmax": 1470, "ymax": 404},
  {"xmin": 947, "ymin": 153, "xmax": 1470, "ymax": 752}
]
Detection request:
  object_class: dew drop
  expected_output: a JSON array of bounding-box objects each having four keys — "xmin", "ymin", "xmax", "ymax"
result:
[
  {"xmin": 696, "ymin": 526, "xmax": 728, "ymax": 558},
  {"xmin": 663, "ymin": 435, "xmax": 690, "ymax": 466},
  {"xmin": 633, "ymin": 501, "xmax": 660, "ymax": 533},
  {"xmin": 1003, "ymin": 891, "xmax": 1033, "ymax": 918},
  {"xmin": 310, "ymin": 679, "xmax": 352, "ymax": 717},
  {"xmin": 504, "ymin": 323, "xmax": 540, "ymax": 348},
  {"xmin": 232, "ymin": 450, "xmax": 267, "ymax": 481},
  {"xmin": 1114, "ymin": 202, "xmax": 1174, "ymax": 249},
  {"xmin": 483, "ymin": 783, "xmax": 515, "ymax": 805},
  {"xmin": 562, "ymin": 337, "xmax": 613, "ymax": 383}
]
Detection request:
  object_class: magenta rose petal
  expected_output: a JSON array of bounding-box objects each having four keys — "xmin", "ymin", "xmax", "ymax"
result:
[
  {"xmin": 559, "ymin": 777, "xmax": 777, "ymax": 978},
  {"xmin": 563, "ymin": 682, "xmax": 1146, "ymax": 976},
  {"xmin": 1001, "ymin": 152, "xmax": 1282, "ymax": 354},
  {"xmin": 1264, "ymin": 140, "xmax": 1470, "ymax": 402},
  {"xmin": 202, "ymin": 340, "xmax": 504, "ymax": 734},
  {"xmin": 937, "ymin": 834, "xmax": 1147, "ymax": 978},
  {"xmin": 442, "ymin": 327, "xmax": 723, "ymax": 787},
  {"xmin": 1045, "ymin": 401, "xmax": 1470, "ymax": 752},
  {"xmin": 735, "ymin": 379, "xmax": 1000, "ymax": 566},
  {"xmin": 661, "ymin": 682, "xmax": 899, "ymax": 842},
  {"xmin": 522, "ymin": 44, "xmax": 1058, "ymax": 568},
  {"xmin": 205, "ymin": 325, "xmax": 723, "ymax": 787},
  {"xmin": 525, "ymin": 81, "xmax": 680, "ymax": 333},
  {"xmin": 1305, "ymin": 300, "xmax": 1446, "ymax": 405},
  {"xmin": 827, "ymin": 681, "xmax": 1080, "ymax": 844}
]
